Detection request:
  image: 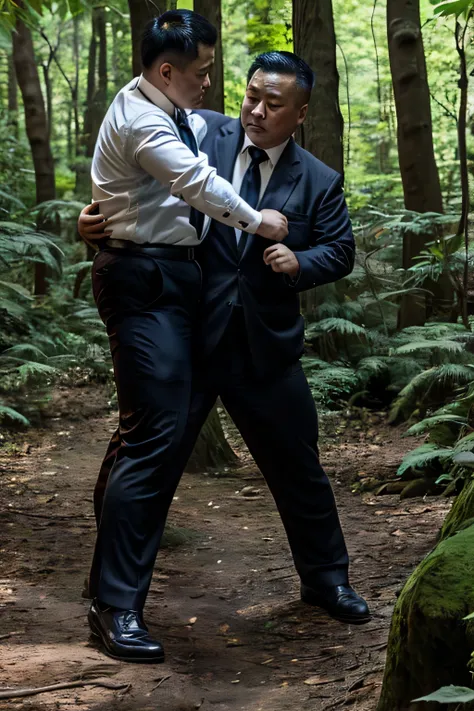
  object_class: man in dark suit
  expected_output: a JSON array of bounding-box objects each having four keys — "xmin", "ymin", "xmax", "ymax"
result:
[{"xmin": 80, "ymin": 50, "xmax": 370, "ymax": 631}]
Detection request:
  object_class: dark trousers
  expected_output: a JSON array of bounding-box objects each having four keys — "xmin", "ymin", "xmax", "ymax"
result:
[
  {"xmin": 89, "ymin": 249, "xmax": 201, "ymax": 611},
  {"xmin": 94, "ymin": 309, "xmax": 349, "ymax": 599}
]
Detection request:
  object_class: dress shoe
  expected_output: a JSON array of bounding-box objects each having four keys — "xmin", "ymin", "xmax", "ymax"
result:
[
  {"xmin": 88, "ymin": 599, "xmax": 165, "ymax": 663},
  {"xmin": 301, "ymin": 584, "xmax": 371, "ymax": 625}
]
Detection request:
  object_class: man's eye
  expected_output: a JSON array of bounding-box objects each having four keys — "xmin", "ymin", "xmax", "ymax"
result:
[
  {"xmin": 268, "ymin": 104, "xmax": 281, "ymax": 109},
  {"xmin": 246, "ymin": 96, "xmax": 258, "ymax": 102}
]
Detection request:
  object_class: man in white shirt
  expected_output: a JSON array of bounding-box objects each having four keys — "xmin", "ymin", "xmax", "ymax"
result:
[
  {"xmin": 80, "ymin": 49, "xmax": 371, "ymax": 656},
  {"xmin": 83, "ymin": 9, "xmax": 288, "ymax": 664}
]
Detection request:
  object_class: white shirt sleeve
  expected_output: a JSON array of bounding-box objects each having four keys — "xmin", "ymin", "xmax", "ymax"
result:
[{"xmin": 128, "ymin": 112, "xmax": 262, "ymax": 234}]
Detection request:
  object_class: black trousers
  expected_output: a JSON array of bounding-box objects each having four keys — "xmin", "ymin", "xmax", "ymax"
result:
[
  {"xmin": 89, "ymin": 248, "xmax": 201, "ymax": 611},
  {"xmin": 93, "ymin": 309, "xmax": 349, "ymax": 604}
]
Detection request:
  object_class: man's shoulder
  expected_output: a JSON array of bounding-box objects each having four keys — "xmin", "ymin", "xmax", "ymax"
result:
[
  {"xmin": 193, "ymin": 109, "xmax": 237, "ymax": 133},
  {"xmin": 293, "ymin": 142, "xmax": 341, "ymax": 186}
]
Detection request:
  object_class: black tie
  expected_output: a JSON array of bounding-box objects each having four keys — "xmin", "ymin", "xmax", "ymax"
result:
[
  {"xmin": 176, "ymin": 108, "xmax": 203, "ymax": 239},
  {"xmin": 238, "ymin": 146, "xmax": 269, "ymax": 256}
]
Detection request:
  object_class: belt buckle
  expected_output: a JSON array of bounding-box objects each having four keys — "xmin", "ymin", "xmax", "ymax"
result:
[{"xmin": 187, "ymin": 247, "xmax": 195, "ymax": 260}]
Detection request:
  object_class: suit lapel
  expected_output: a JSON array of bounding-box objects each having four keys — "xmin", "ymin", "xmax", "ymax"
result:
[
  {"xmin": 213, "ymin": 119, "xmax": 243, "ymax": 184},
  {"xmin": 212, "ymin": 119, "xmax": 243, "ymax": 260},
  {"xmin": 241, "ymin": 138, "xmax": 302, "ymax": 261}
]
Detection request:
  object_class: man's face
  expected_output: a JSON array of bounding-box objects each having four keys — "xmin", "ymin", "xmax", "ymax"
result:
[
  {"xmin": 163, "ymin": 43, "xmax": 215, "ymax": 109},
  {"xmin": 241, "ymin": 70, "xmax": 308, "ymax": 149}
]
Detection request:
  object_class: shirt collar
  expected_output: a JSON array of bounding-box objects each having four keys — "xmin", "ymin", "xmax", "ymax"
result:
[
  {"xmin": 136, "ymin": 74, "xmax": 176, "ymax": 118},
  {"xmin": 240, "ymin": 133, "xmax": 290, "ymax": 168}
]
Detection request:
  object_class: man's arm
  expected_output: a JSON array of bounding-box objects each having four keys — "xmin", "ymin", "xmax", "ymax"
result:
[
  {"xmin": 264, "ymin": 174, "xmax": 355, "ymax": 293},
  {"xmin": 129, "ymin": 114, "xmax": 286, "ymax": 240}
]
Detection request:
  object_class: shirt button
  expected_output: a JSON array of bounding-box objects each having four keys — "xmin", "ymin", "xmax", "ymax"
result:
[{"xmin": 237, "ymin": 269, "xmax": 241, "ymax": 274}]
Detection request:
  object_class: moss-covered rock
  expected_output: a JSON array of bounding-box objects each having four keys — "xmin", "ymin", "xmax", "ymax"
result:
[
  {"xmin": 161, "ymin": 525, "xmax": 199, "ymax": 549},
  {"xmin": 439, "ymin": 479, "xmax": 474, "ymax": 542},
  {"xmin": 376, "ymin": 523, "xmax": 474, "ymax": 711}
]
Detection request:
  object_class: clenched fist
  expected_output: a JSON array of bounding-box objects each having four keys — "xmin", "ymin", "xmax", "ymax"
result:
[{"xmin": 263, "ymin": 243, "xmax": 300, "ymax": 277}]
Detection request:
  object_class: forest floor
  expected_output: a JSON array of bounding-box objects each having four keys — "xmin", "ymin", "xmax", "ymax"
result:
[{"xmin": 0, "ymin": 383, "xmax": 451, "ymax": 711}]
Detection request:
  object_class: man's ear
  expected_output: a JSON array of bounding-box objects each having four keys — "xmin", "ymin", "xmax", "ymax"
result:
[
  {"xmin": 298, "ymin": 103, "xmax": 308, "ymax": 125},
  {"xmin": 159, "ymin": 62, "xmax": 172, "ymax": 85}
]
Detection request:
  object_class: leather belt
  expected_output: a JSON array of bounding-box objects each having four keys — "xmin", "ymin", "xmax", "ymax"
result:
[{"xmin": 99, "ymin": 239, "xmax": 198, "ymax": 261}]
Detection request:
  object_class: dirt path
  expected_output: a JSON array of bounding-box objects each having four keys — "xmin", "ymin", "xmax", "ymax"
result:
[{"xmin": 0, "ymin": 386, "xmax": 451, "ymax": 711}]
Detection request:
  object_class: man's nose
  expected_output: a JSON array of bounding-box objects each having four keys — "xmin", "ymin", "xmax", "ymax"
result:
[
  {"xmin": 251, "ymin": 101, "xmax": 265, "ymax": 119},
  {"xmin": 202, "ymin": 74, "xmax": 211, "ymax": 89}
]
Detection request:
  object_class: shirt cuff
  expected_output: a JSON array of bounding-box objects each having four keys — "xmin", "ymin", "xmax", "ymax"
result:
[{"xmin": 243, "ymin": 209, "xmax": 262, "ymax": 235}]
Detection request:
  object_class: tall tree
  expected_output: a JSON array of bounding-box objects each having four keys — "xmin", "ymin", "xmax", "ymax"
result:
[
  {"xmin": 387, "ymin": 0, "xmax": 443, "ymax": 215},
  {"xmin": 7, "ymin": 52, "xmax": 18, "ymax": 137},
  {"xmin": 12, "ymin": 13, "xmax": 56, "ymax": 296},
  {"xmin": 128, "ymin": 0, "xmax": 157, "ymax": 77},
  {"xmin": 83, "ymin": 7, "xmax": 108, "ymax": 158},
  {"xmin": 387, "ymin": 0, "xmax": 444, "ymax": 326},
  {"xmin": 194, "ymin": 0, "xmax": 224, "ymax": 113},
  {"xmin": 292, "ymin": 0, "xmax": 344, "ymax": 174}
]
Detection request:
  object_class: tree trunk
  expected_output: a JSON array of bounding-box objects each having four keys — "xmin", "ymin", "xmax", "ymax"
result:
[
  {"xmin": 72, "ymin": 15, "xmax": 80, "ymax": 158},
  {"xmin": 387, "ymin": 0, "xmax": 443, "ymax": 216},
  {"xmin": 78, "ymin": 8, "xmax": 108, "ymax": 204},
  {"xmin": 85, "ymin": 7, "xmax": 108, "ymax": 158},
  {"xmin": 128, "ymin": 0, "xmax": 158, "ymax": 77},
  {"xmin": 7, "ymin": 53, "xmax": 18, "ymax": 137},
  {"xmin": 194, "ymin": 0, "xmax": 224, "ymax": 113},
  {"xmin": 187, "ymin": 405, "xmax": 238, "ymax": 472},
  {"xmin": 292, "ymin": 0, "xmax": 344, "ymax": 174},
  {"xmin": 12, "ymin": 13, "xmax": 56, "ymax": 296},
  {"xmin": 387, "ymin": 0, "xmax": 445, "ymax": 327}
]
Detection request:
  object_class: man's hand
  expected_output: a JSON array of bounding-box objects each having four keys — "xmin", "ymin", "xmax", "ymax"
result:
[
  {"xmin": 263, "ymin": 244, "xmax": 300, "ymax": 277},
  {"xmin": 257, "ymin": 209, "xmax": 288, "ymax": 242},
  {"xmin": 77, "ymin": 202, "xmax": 112, "ymax": 244}
]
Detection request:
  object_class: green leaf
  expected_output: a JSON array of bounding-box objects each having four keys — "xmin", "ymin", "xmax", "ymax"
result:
[
  {"xmin": 397, "ymin": 443, "xmax": 452, "ymax": 477},
  {"xmin": 394, "ymin": 340, "xmax": 464, "ymax": 355},
  {"xmin": 432, "ymin": 0, "xmax": 473, "ymax": 17},
  {"xmin": 463, "ymin": 611, "xmax": 474, "ymax": 620},
  {"xmin": 413, "ymin": 685, "xmax": 474, "ymax": 702},
  {"xmin": 406, "ymin": 414, "xmax": 468, "ymax": 436},
  {"xmin": 0, "ymin": 405, "xmax": 29, "ymax": 426},
  {"xmin": 452, "ymin": 452, "xmax": 474, "ymax": 467}
]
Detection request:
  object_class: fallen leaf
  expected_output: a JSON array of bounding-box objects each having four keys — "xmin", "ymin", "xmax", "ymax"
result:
[
  {"xmin": 188, "ymin": 617, "xmax": 197, "ymax": 625},
  {"xmin": 304, "ymin": 675, "xmax": 345, "ymax": 686}
]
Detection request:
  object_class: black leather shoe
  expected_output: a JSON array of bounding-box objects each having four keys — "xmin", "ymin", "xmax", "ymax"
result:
[
  {"xmin": 88, "ymin": 599, "xmax": 165, "ymax": 663},
  {"xmin": 301, "ymin": 584, "xmax": 371, "ymax": 625}
]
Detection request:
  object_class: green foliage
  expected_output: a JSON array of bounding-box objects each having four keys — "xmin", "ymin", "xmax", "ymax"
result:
[
  {"xmin": 397, "ymin": 443, "xmax": 453, "ymax": 477},
  {"xmin": 413, "ymin": 685, "xmax": 474, "ymax": 703}
]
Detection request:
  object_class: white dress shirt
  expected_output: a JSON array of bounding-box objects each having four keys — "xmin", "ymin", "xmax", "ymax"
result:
[
  {"xmin": 232, "ymin": 134, "xmax": 289, "ymax": 245},
  {"xmin": 91, "ymin": 76, "xmax": 262, "ymax": 247}
]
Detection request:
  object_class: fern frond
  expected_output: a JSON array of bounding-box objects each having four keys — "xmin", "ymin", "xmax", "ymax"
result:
[
  {"xmin": 2, "ymin": 344, "xmax": 49, "ymax": 362},
  {"xmin": 397, "ymin": 443, "xmax": 452, "ymax": 477},
  {"xmin": 307, "ymin": 318, "xmax": 368, "ymax": 338},
  {"xmin": 406, "ymin": 414, "xmax": 469, "ymax": 436},
  {"xmin": 393, "ymin": 340, "xmax": 464, "ymax": 355},
  {"xmin": 0, "ymin": 405, "xmax": 29, "ymax": 426}
]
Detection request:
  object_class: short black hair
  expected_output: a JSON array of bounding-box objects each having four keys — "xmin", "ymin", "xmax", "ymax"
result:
[
  {"xmin": 247, "ymin": 51, "xmax": 315, "ymax": 101},
  {"xmin": 141, "ymin": 9, "xmax": 217, "ymax": 70}
]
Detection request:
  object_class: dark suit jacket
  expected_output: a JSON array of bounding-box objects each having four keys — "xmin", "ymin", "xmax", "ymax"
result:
[{"xmin": 196, "ymin": 110, "xmax": 355, "ymax": 378}]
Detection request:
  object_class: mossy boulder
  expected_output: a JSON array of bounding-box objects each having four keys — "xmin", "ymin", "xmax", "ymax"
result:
[
  {"xmin": 377, "ymin": 523, "xmax": 474, "ymax": 711},
  {"xmin": 439, "ymin": 479, "xmax": 474, "ymax": 542}
]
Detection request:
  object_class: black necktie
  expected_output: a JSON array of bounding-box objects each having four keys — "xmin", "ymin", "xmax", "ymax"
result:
[
  {"xmin": 238, "ymin": 146, "xmax": 269, "ymax": 256},
  {"xmin": 176, "ymin": 108, "xmax": 204, "ymax": 239}
]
